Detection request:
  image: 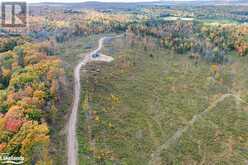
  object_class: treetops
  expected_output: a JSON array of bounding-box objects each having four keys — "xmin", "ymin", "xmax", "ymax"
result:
[{"xmin": 0, "ymin": 40, "xmax": 63, "ymax": 164}]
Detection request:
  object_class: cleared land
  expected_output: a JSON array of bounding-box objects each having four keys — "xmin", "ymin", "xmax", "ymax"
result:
[{"xmin": 76, "ymin": 36, "xmax": 248, "ymax": 165}]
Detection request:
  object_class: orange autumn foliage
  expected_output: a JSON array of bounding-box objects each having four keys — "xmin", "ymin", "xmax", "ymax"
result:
[
  {"xmin": 0, "ymin": 41, "xmax": 63, "ymax": 163},
  {"xmin": 0, "ymin": 143, "xmax": 6, "ymax": 151},
  {"xmin": 4, "ymin": 118, "xmax": 23, "ymax": 133}
]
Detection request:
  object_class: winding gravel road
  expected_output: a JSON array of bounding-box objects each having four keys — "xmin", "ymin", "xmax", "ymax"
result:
[{"xmin": 67, "ymin": 35, "xmax": 123, "ymax": 165}]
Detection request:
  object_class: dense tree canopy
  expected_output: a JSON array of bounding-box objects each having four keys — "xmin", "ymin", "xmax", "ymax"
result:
[{"xmin": 0, "ymin": 40, "xmax": 63, "ymax": 164}]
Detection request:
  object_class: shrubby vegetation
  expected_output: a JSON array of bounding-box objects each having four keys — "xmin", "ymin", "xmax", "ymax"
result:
[{"xmin": 78, "ymin": 34, "xmax": 248, "ymax": 165}]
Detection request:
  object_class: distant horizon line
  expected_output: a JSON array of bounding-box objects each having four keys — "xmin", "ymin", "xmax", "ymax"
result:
[
  {"xmin": 0, "ymin": 0, "xmax": 206, "ymax": 4},
  {"xmin": 1, "ymin": 0, "xmax": 245, "ymax": 5},
  {"xmin": 29, "ymin": 1, "xmax": 161, "ymax": 3}
]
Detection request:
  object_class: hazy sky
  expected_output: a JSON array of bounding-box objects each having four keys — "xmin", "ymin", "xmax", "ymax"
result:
[
  {"xmin": 0, "ymin": 0, "xmax": 196, "ymax": 4},
  {"xmin": 0, "ymin": 0, "xmax": 165, "ymax": 2}
]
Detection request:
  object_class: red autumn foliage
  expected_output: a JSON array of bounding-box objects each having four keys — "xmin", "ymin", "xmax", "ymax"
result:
[
  {"xmin": 4, "ymin": 118, "xmax": 23, "ymax": 133},
  {"xmin": 0, "ymin": 143, "xmax": 6, "ymax": 151}
]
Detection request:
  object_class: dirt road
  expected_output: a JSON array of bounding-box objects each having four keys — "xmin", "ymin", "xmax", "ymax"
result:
[{"xmin": 67, "ymin": 35, "xmax": 122, "ymax": 165}]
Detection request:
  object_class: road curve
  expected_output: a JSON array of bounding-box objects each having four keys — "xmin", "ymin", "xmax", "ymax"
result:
[{"xmin": 67, "ymin": 35, "xmax": 123, "ymax": 165}]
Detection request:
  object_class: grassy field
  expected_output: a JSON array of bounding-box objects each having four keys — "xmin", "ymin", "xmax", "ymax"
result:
[
  {"xmin": 163, "ymin": 96, "xmax": 248, "ymax": 164},
  {"xmin": 77, "ymin": 35, "xmax": 248, "ymax": 165}
]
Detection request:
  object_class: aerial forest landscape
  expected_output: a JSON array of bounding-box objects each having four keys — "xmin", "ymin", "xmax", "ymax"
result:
[{"xmin": 0, "ymin": 0, "xmax": 248, "ymax": 164}]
